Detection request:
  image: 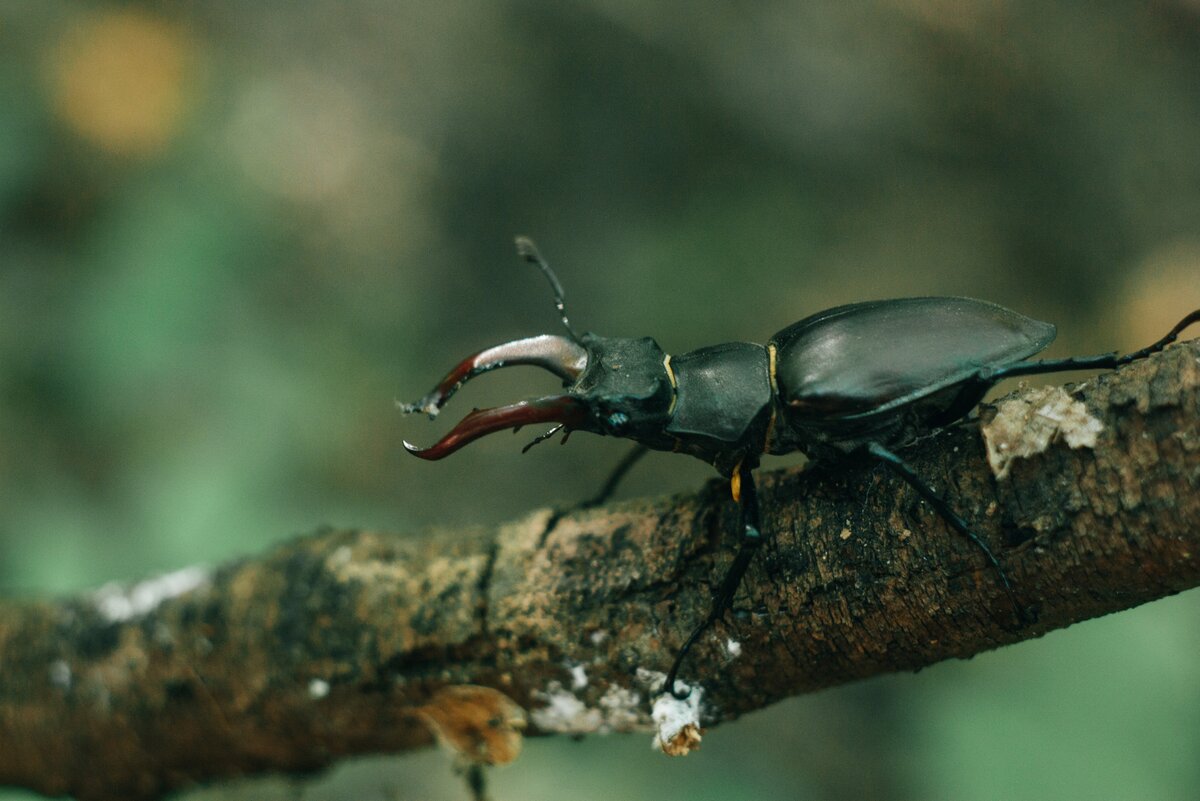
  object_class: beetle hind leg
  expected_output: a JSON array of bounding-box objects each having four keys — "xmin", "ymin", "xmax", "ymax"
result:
[
  {"xmin": 865, "ymin": 441, "xmax": 1033, "ymax": 626},
  {"xmin": 981, "ymin": 307, "xmax": 1200, "ymax": 383},
  {"xmin": 663, "ymin": 462, "xmax": 763, "ymax": 699}
]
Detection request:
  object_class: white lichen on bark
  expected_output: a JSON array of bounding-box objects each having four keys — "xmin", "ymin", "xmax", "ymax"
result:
[{"xmin": 982, "ymin": 385, "xmax": 1103, "ymax": 479}]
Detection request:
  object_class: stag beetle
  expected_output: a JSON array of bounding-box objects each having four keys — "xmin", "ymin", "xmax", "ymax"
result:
[{"xmin": 400, "ymin": 238, "xmax": 1200, "ymax": 699}]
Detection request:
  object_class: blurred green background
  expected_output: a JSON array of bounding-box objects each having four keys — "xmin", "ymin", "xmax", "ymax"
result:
[{"xmin": 3, "ymin": 2, "xmax": 1200, "ymax": 799}]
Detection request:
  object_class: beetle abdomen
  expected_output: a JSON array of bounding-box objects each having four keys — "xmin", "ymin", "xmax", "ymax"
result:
[{"xmin": 771, "ymin": 297, "xmax": 1056, "ymax": 421}]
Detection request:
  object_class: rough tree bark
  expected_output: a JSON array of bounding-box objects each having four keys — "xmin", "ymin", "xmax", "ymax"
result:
[{"xmin": 2, "ymin": 341, "xmax": 1199, "ymax": 800}]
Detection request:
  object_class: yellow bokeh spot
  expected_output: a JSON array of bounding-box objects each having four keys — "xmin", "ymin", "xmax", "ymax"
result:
[
  {"xmin": 49, "ymin": 10, "xmax": 193, "ymax": 156},
  {"xmin": 1120, "ymin": 241, "xmax": 1200, "ymax": 350}
]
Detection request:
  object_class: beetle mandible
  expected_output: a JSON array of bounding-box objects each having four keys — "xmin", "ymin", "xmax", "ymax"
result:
[{"xmin": 400, "ymin": 238, "xmax": 1200, "ymax": 699}]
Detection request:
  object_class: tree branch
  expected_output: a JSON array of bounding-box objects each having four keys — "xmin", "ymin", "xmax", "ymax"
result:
[{"xmin": 2, "ymin": 341, "xmax": 1199, "ymax": 800}]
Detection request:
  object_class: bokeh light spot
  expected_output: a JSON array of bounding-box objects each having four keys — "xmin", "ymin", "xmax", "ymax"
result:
[
  {"xmin": 225, "ymin": 71, "xmax": 368, "ymax": 202},
  {"xmin": 49, "ymin": 10, "xmax": 194, "ymax": 156},
  {"xmin": 1121, "ymin": 240, "xmax": 1200, "ymax": 349}
]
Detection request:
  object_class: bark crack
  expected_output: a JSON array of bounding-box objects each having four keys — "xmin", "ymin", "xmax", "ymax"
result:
[{"xmin": 476, "ymin": 537, "xmax": 500, "ymax": 637}]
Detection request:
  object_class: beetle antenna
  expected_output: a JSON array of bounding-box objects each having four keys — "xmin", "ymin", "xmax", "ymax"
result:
[{"xmin": 515, "ymin": 236, "xmax": 581, "ymax": 342}]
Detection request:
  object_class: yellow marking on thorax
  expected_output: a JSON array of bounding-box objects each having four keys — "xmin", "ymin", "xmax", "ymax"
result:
[
  {"xmin": 767, "ymin": 343, "xmax": 779, "ymax": 393},
  {"xmin": 730, "ymin": 459, "xmax": 744, "ymax": 502},
  {"xmin": 663, "ymin": 353, "xmax": 678, "ymax": 416},
  {"xmin": 762, "ymin": 343, "xmax": 779, "ymax": 455}
]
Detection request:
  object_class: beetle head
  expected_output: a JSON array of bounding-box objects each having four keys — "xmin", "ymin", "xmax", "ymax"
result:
[
  {"xmin": 399, "ymin": 332, "xmax": 673, "ymax": 459},
  {"xmin": 399, "ymin": 239, "xmax": 675, "ymax": 459}
]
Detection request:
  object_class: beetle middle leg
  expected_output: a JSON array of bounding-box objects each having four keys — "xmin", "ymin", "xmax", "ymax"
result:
[
  {"xmin": 864, "ymin": 441, "xmax": 1030, "ymax": 625},
  {"xmin": 663, "ymin": 461, "xmax": 763, "ymax": 699}
]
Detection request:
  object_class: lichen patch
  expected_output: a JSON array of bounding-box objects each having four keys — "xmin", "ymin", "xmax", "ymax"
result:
[
  {"xmin": 637, "ymin": 669, "xmax": 704, "ymax": 756},
  {"xmin": 530, "ymin": 678, "xmax": 651, "ymax": 735},
  {"xmin": 597, "ymin": 684, "xmax": 644, "ymax": 732},
  {"xmin": 530, "ymin": 681, "xmax": 603, "ymax": 734},
  {"xmin": 650, "ymin": 684, "xmax": 703, "ymax": 756},
  {"xmin": 982, "ymin": 385, "xmax": 1104, "ymax": 479},
  {"xmin": 92, "ymin": 566, "xmax": 210, "ymax": 623},
  {"xmin": 567, "ymin": 661, "xmax": 588, "ymax": 690}
]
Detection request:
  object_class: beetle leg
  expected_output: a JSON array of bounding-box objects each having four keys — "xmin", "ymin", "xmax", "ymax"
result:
[
  {"xmin": 927, "ymin": 308, "xmax": 1200, "ymax": 424},
  {"xmin": 980, "ymin": 307, "xmax": 1200, "ymax": 383},
  {"xmin": 535, "ymin": 444, "xmax": 651, "ymax": 549},
  {"xmin": 1116, "ymin": 308, "xmax": 1200, "ymax": 363},
  {"xmin": 581, "ymin": 444, "xmax": 650, "ymax": 509},
  {"xmin": 663, "ymin": 462, "xmax": 763, "ymax": 699},
  {"xmin": 864, "ymin": 441, "xmax": 1030, "ymax": 625}
]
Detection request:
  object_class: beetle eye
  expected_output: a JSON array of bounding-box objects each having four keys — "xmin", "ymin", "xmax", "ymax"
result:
[{"xmin": 606, "ymin": 411, "xmax": 630, "ymax": 433}]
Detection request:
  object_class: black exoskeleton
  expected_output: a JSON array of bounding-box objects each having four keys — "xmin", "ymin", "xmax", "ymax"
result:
[{"xmin": 400, "ymin": 238, "xmax": 1200, "ymax": 699}]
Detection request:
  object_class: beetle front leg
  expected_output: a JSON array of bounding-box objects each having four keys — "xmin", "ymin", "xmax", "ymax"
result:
[
  {"xmin": 535, "ymin": 444, "xmax": 651, "ymax": 548},
  {"xmin": 581, "ymin": 444, "xmax": 649, "ymax": 509},
  {"xmin": 865, "ymin": 441, "xmax": 1031, "ymax": 625},
  {"xmin": 663, "ymin": 462, "xmax": 763, "ymax": 699}
]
